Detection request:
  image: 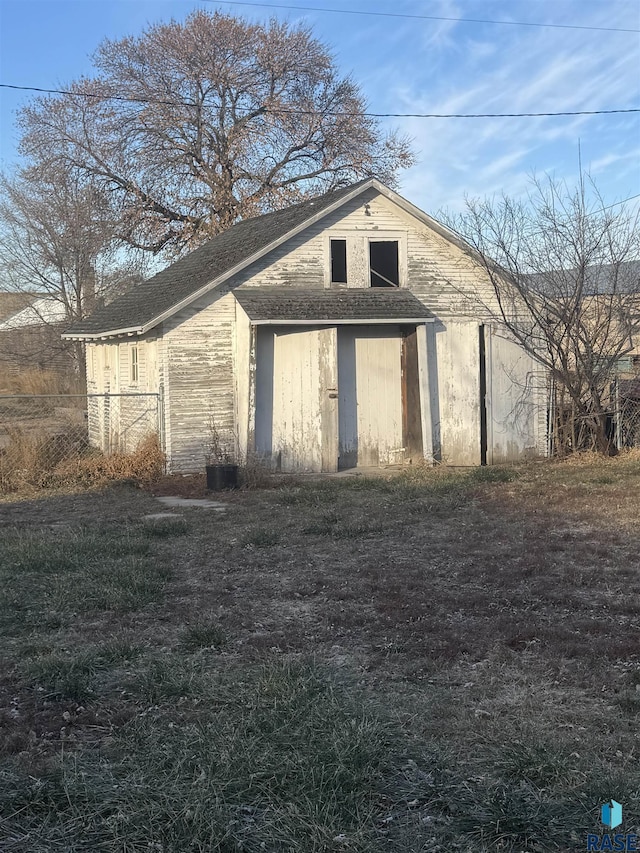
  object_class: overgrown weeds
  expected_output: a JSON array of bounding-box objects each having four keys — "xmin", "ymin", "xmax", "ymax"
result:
[
  {"xmin": 179, "ymin": 620, "xmax": 227, "ymax": 651},
  {"xmin": 2, "ymin": 661, "xmax": 394, "ymax": 851},
  {"xmin": 3, "ymin": 656, "xmax": 634, "ymax": 851},
  {"xmin": 0, "ymin": 432, "xmax": 165, "ymax": 494},
  {"xmin": 0, "ymin": 368, "xmax": 84, "ymax": 396},
  {"xmin": 241, "ymin": 526, "xmax": 281, "ymax": 547}
]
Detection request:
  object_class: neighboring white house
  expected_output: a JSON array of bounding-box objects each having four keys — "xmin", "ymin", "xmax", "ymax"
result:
[
  {"xmin": 0, "ymin": 295, "xmax": 73, "ymax": 376},
  {"xmin": 0, "ymin": 296, "xmax": 67, "ymax": 331},
  {"xmin": 63, "ymin": 179, "xmax": 548, "ymax": 472}
]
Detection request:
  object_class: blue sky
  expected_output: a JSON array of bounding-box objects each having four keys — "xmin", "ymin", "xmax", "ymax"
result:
[{"xmin": 0, "ymin": 0, "xmax": 638, "ymax": 216}]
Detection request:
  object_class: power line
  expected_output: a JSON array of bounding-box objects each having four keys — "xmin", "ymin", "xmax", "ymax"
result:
[
  {"xmin": 1, "ymin": 83, "xmax": 638, "ymax": 119},
  {"xmin": 602, "ymin": 193, "xmax": 640, "ymax": 210},
  {"xmin": 209, "ymin": 0, "xmax": 640, "ymax": 33}
]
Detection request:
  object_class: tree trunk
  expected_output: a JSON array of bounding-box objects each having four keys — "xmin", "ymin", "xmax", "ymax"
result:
[{"xmin": 593, "ymin": 412, "xmax": 617, "ymax": 456}]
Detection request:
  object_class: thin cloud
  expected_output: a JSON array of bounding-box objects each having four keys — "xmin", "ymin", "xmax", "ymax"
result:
[{"xmin": 382, "ymin": 0, "xmax": 639, "ymax": 211}]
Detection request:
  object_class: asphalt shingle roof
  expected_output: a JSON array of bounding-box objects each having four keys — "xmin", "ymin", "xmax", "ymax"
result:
[
  {"xmin": 523, "ymin": 260, "xmax": 640, "ymax": 297},
  {"xmin": 234, "ymin": 287, "xmax": 433, "ymax": 322},
  {"xmin": 65, "ymin": 181, "xmax": 372, "ymax": 336}
]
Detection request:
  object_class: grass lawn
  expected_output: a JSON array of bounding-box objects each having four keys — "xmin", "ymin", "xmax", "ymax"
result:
[{"xmin": 1, "ymin": 456, "xmax": 639, "ymax": 851}]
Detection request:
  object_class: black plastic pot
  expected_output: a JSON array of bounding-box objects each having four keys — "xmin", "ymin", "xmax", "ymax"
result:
[{"xmin": 206, "ymin": 463, "xmax": 239, "ymax": 490}]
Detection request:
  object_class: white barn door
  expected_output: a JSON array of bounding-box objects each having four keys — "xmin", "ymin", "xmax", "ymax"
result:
[
  {"xmin": 338, "ymin": 327, "xmax": 403, "ymax": 468},
  {"xmin": 270, "ymin": 327, "xmax": 323, "ymax": 472},
  {"xmin": 485, "ymin": 327, "xmax": 540, "ymax": 463}
]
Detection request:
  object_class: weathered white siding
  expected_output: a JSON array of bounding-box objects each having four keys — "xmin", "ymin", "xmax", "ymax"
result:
[
  {"xmin": 86, "ymin": 341, "xmax": 119, "ymax": 452},
  {"xmin": 271, "ymin": 327, "xmax": 323, "ymax": 472},
  {"xmin": 231, "ymin": 188, "xmax": 500, "ymax": 320},
  {"xmin": 223, "ymin": 188, "xmax": 535, "ymax": 467},
  {"xmin": 85, "ymin": 186, "xmax": 546, "ymax": 472},
  {"xmin": 115, "ymin": 339, "xmax": 158, "ymax": 452},
  {"xmin": 85, "ymin": 342, "xmax": 101, "ymax": 450},
  {"xmin": 234, "ymin": 303, "xmax": 254, "ymax": 463},
  {"xmin": 85, "ymin": 338, "xmax": 159, "ymax": 454},
  {"xmin": 432, "ymin": 321, "xmax": 482, "ymax": 466},
  {"xmin": 161, "ymin": 290, "xmax": 236, "ymax": 473}
]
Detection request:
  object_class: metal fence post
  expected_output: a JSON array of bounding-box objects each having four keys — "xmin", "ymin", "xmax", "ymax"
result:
[
  {"xmin": 614, "ymin": 378, "xmax": 622, "ymax": 451},
  {"xmin": 157, "ymin": 385, "xmax": 165, "ymax": 455}
]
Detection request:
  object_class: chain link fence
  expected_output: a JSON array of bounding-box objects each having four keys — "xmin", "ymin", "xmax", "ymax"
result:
[
  {"xmin": 0, "ymin": 393, "xmax": 161, "ymax": 493},
  {"xmin": 548, "ymin": 373, "xmax": 640, "ymax": 455},
  {"xmin": 617, "ymin": 377, "xmax": 640, "ymax": 449}
]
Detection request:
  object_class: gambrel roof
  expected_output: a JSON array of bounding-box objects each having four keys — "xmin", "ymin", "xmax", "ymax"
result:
[{"xmin": 63, "ymin": 178, "xmax": 468, "ymax": 340}]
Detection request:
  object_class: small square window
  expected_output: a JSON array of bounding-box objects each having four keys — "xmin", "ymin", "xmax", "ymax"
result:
[
  {"xmin": 330, "ymin": 239, "xmax": 347, "ymax": 284},
  {"xmin": 131, "ymin": 346, "xmax": 139, "ymax": 383}
]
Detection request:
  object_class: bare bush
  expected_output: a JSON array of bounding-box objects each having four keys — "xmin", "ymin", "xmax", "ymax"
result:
[{"xmin": 0, "ymin": 430, "xmax": 164, "ymax": 494}]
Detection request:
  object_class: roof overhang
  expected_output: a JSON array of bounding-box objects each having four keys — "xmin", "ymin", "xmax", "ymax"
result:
[
  {"xmin": 250, "ymin": 317, "xmax": 434, "ymax": 326},
  {"xmin": 234, "ymin": 286, "xmax": 434, "ymax": 326},
  {"xmin": 62, "ymin": 326, "xmax": 143, "ymax": 342}
]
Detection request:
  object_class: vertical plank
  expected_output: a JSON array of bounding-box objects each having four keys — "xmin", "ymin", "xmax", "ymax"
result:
[
  {"xmin": 338, "ymin": 328, "xmax": 358, "ymax": 469},
  {"xmin": 353, "ymin": 328, "xmax": 402, "ymax": 466},
  {"xmin": 433, "ymin": 320, "xmax": 481, "ymax": 465},
  {"xmin": 401, "ymin": 328, "xmax": 423, "ymax": 460},
  {"xmin": 416, "ymin": 322, "xmax": 434, "ymax": 463},
  {"xmin": 247, "ymin": 324, "xmax": 258, "ymax": 457},
  {"xmin": 486, "ymin": 327, "xmax": 539, "ymax": 462},
  {"xmin": 319, "ymin": 326, "xmax": 339, "ymax": 472},
  {"xmin": 255, "ymin": 327, "xmax": 274, "ymax": 458}
]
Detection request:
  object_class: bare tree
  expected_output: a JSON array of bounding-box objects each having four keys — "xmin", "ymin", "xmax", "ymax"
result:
[
  {"xmin": 449, "ymin": 174, "xmax": 640, "ymax": 455},
  {"xmin": 17, "ymin": 11, "xmax": 414, "ymax": 257},
  {"xmin": 0, "ymin": 164, "xmax": 146, "ymax": 374}
]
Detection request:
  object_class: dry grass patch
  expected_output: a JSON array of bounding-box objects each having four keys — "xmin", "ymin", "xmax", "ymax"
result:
[{"xmin": 0, "ymin": 368, "xmax": 83, "ymax": 396}]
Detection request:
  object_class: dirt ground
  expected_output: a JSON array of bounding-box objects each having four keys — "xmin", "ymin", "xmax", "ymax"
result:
[
  {"xmin": 3, "ymin": 458, "xmax": 639, "ymax": 686},
  {"xmin": 1, "ymin": 456, "xmax": 640, "ymax": 851}
]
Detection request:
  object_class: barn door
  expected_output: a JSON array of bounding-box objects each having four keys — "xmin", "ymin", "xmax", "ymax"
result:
[
  {"xmin": 338, "ymin": 327, "xmax": 403, "ymax": 468},
  {"xmin": 272, "ymin": 328, "xmax": 322, "ymax": 472},
  {"xmin": 484, "ymin": 325, "xmax": 539, "ymax": 463},
  {"xmin": 255, "ymin": 326, "xmax": 338, "ymax": 473}
]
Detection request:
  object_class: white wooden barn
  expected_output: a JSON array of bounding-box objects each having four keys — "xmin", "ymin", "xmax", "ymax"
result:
[{"xmin": 63, "ymin": 179, "xmax": 547, "ymax": 472}]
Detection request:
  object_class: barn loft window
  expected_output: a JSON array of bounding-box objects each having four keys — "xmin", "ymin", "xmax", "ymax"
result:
[
  {"xmin": 131, "ymin": 346, "xmax": 139, "ymax": 383},
  {"xmin": 370, "ymin": 240, "xmax": 399, "ymax": 287},
  {"xmin": 330, "ymin": 239, "xmax": 347, "ymax": 284}
]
